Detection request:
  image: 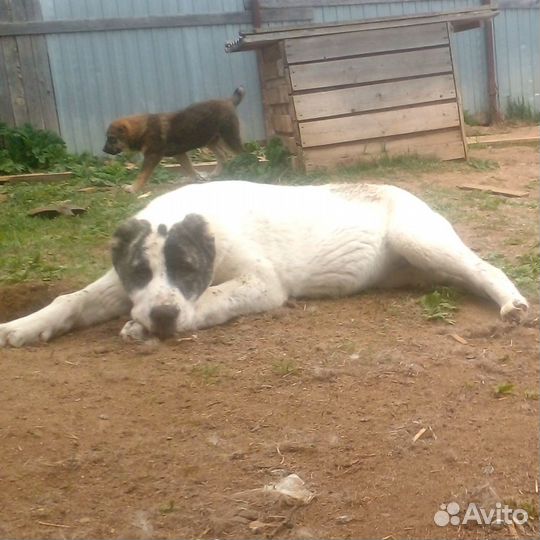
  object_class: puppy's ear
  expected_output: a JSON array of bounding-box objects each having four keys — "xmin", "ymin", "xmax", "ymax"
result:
[{"xmin": 115, "ymin": 120, "xmax": 129, "ymax": 136}]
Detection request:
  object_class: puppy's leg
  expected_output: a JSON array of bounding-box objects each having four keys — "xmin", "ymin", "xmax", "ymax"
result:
[
  {"xmin": 0, "ymin": 269, "xmax": 130, "ymax": 347},
  {"xmin": 207, "ymin": 139, "xmax": 229, "ymax": 178},
  {"xmin": 388, "ymin": 196, "xmax": 528, "ymax": 322},
  {"xmin": 126, "ymin": 153, "xmax": 161, "ymax": 193},
  {"xmin": 190, "ymin": 272, "xmax": 287, "ymax": 330},
  {"xmin": 174, "ymin": 153, "xmax": 204, "ymax": 183},
  {"xmin": 220, "ymin": 116, "xmax": 244, "ymax": 154}
]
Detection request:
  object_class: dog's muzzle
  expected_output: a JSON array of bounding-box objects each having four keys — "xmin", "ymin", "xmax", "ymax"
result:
[
  {"xmin": 149, "ymin": 305, "xmax": 179, "ymax": 340},
  {"xmin": 102, "ymin": 144, "xmax": 121, "ymax": 155}
]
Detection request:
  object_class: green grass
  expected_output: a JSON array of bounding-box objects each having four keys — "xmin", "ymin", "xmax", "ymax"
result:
[
  {"xmin": 485, "ymin": 251, "xmax": 540, "ymax": 295},
  {"xmin": 506, "ymin": 97, "xmax": 540, "ymax": 123},
  {"xmin": 190, "ymin": 363, "xmax": 221, "ymax": 384},
  {"xmin": 467, "ymin": 158, "xmax": 499, "ymax": 171},
  {"xmin": 337, "ymin": 153, "xmax": 443, "ymax": 177},
  {"xmin": 494, "ymin": 382, "xmax": 515, "ymax": 397},
  {"xmin": 419, "ymin": 287, "xmax": 460, "ymax": 324},
  {"xmin": 463, "ymin": 110, "xmax": 482, "ymax": 126},
  {"xmin": 272, "ymin": 358, "xmax": 298, "ymax": 376},
  {"xmin": 0, "ymin": 162, "xmax": 178, "ymax": 285}
]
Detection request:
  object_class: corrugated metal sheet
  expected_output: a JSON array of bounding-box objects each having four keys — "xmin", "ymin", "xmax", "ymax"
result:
[
  {"xmin": 38, "ymin": 1, "xmax": 538, "ymax": 153},
  {"xmin": 40, "ymin": 0, "xmax": 265, "ymax": 153},
  {"xmin": 495, "ymin": 7, "xmax": 540, "ymax": 115}
]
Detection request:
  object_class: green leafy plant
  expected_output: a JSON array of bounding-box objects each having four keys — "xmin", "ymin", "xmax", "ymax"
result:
[
  {"xmin": 0, "ymin": 123, "xmax": 70, "ymax": 174},
  {"xmin": 419, "ymin": 287, "xmax": 459, "ymax": 324}
]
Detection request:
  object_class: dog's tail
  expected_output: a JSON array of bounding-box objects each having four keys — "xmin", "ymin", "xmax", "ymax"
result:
[{"xmin": 231, "ymin": 86, "xmax": 245, "ymax": 107}]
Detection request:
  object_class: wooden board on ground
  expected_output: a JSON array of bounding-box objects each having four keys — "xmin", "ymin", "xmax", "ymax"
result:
[
  {"xmin": 0, "ymin": 171, "xmax": 73, "ymax": 184},
  {"xmin": 458, "ymin": 183, "xmax": 528, "ymax": 198}
]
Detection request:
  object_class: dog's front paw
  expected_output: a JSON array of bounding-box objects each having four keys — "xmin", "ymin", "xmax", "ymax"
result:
[
  {"xmin": 0, "ymin": 320, "xmax": 53, "ymax": 348},
  {"xmin": 120, "ymin": 320, "xmax": 150, "ymax": 342},
  {"xmin": 500, "ymin": 298, "xmax": 529, "ymax": 323}
]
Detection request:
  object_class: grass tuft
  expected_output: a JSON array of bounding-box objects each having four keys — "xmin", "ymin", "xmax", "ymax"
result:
[
  {"xmin": 506, "ymin": 97, "xmax": 540, "ymax": 123},
  {"xmin": 419, "ymin": 287, "xmax": 459, "ymax": 324},
  {"xmin": 494, "ymin": 382, "xmax": 515, "ymax": 397}
]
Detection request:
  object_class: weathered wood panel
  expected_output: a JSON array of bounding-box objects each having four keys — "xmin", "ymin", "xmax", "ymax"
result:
[
  {"xmin": 299, "ymin": 102, "xmax": 460, "ymax": 147},
  {"xmin": 447, "ymin": 22, "xmax": 469, "ymax": 161},
  {"xmin": 272, "ymin": 114, "xmax": 294, "ymax": 134},
  {"xmin": 289, "ymin": 47, "xmax": 452, "ymax": 91},
  {"xmin": 293, "ymin": 74, "xmax": 456, "ymax": 121},
  {"xmin": 285, "ymin": 23, "xmax": 448, "ymax": 64},
  {"xmin": 0, "ymin": 41, "xmax": 14, "ymax": 124},
  {"xmin": 0, "ymin": 0, "xmax": 59, "ymax": 132},
  {"xmin": 302, "ymin": 129, "xmax": 465, "ymax": 171}
]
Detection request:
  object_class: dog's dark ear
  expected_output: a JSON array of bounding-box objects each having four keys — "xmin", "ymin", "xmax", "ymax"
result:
[
  {"xmin": 111, "ymin": 219, "xmax": 151, "ymax": 262},
  {"xmin": 164, "ymin": 214, "xmax": 215, "ymax": 299},
  {"xmin": 174, "ymin": 214, "xmax": 215, "ymax": 258}
]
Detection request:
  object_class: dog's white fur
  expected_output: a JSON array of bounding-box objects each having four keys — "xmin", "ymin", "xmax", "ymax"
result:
[{"xmin": 0, "ymin": 180, "xmax": 528, "ymax": 347}]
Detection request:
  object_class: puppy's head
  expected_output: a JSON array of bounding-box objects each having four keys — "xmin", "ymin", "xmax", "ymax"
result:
[
  {"xmin": 103, "ymin": 119, "xmax": 130, "ymax": 155},
  {"xmin": 112, "ymin": 214, "xmax": 215, "ymax": 339}
]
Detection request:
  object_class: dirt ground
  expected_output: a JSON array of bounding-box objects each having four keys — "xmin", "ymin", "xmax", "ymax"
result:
[{"xmin": 0, "ymin": 143, "xmax": 538, "ymax": 540}]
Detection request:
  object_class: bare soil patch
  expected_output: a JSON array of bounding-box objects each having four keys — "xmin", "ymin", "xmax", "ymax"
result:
[{"xmin": 0, "ymin": 143, "xmax": 538, "ymax": 539}]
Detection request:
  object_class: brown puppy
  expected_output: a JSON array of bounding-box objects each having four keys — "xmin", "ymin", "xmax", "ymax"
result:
[{"xmin": 103, "ymin": 87, "xmax": 245, "ymax": 193}]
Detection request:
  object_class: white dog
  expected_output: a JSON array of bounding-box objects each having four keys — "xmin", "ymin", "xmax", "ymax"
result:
[{"xmin": 0, "ymin": 180, "xmax": 528, "ymax": 347}]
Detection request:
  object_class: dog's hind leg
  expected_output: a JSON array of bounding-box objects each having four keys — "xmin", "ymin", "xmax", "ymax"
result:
[
  {"xmin": 0, "ymin": 269, "xmax": 131, "ymax": 347},
  {"xmin": 207, "ymin": 139, "xmax": 229, "ymax": 177},
  {"xmin": 220, "ymin": 116, "xmax": 244, "ymax": 155},
  {"xmin": 387, "ymin": 192, "xmax": 528, "ymax": 322},
  {"xmin": 176, "ymin": 153, "xmax": 205, "ymax": 182}
]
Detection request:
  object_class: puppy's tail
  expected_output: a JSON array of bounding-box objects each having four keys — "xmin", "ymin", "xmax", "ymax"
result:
[{"xmin": 231, "ymin": 86, "xmax": 245, "ymax": 107}]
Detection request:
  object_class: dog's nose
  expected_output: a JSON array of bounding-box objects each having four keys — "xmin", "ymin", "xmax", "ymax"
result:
[{"xmin": 150, "ymin": 305, "xmax": 179, "ymax": 339}]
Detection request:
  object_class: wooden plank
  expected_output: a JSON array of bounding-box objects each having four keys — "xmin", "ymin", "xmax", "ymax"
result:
[
  {"xmin": 23, "ymin": 0, "xmax": 59, "ymax": 133},
  {"xmin": 0, "ymin": 8, "xmax": 313, "ymax": 36},
  {"xmin": 272, "ymin": 114, "xmax": 294, "ymax": 133},
  {"xmin": 1, "ymin": 36, "xmax": 29, "ymax": 125},
  {"xmin": 446, "ymin": 22, "xmax": 468, "ymax": 160},
  {"xmin": 293, "ymin": 74, "xmax": 456, "ymax": 121},
  {"xmin": 299, "ymin": 102, "xmax": 460, "ymax": 147},
  {"xmin": 262, "ymin": 56, "xmax": 285, "ymax": 80},
  {"xmin": 0, "ymin": 171, "xmax": 73, "ymax": 184},
  {"xmin": 302, "ymin": 129, "xmax": 465, "ymax": 171},
  {"xmin": 285, "ymin": 22, "xmax": 448, "ymax": 64},
  {"xmin": 10, "ymin": 0, "xmax": 45, "ymax": 130},
  {"xmin": 262, "ymin": 42, "xmax": 283, "ymax": 63},
  {"xmin": 0, "ymin": 161, "xmax": 218, "ymax": 184},
  {"xmin": 279, "ymin": 136, "xmax": 299, "ymax": 154},
  {"xmin": 0, "ymin": 36, "xmax": 14, "ymax": 125},
  {"xmin": 289, "ymin": 47, "xmax": 452, "ymax": 91},
  {"xmin": 265, "ymin": 85, "xmax": 289, "ymax": 105},
  {"xmin": 458, "ymin": 183, "xmax": 528, "ymax": 198},
  {"xmin": 228, "ymin": 8, "xmax": 498, "ymax": 50}
]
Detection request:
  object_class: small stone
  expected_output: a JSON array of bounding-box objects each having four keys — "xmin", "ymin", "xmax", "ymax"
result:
[
  {"xmin": 98, "ymin": 414, "xmax": 109, "ymax": 420},
  {"xmin": 336, "ymin": 515, "xmax": 354, "ymax": 524}
]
